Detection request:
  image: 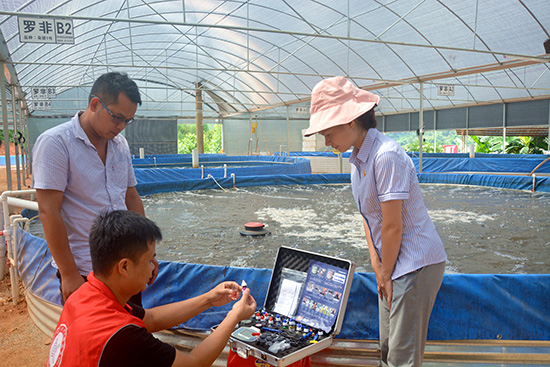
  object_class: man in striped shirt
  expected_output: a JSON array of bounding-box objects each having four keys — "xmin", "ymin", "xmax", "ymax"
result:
[{"xmin": 33, "ymin": 72, "xmax": 151, "ymax": 305}]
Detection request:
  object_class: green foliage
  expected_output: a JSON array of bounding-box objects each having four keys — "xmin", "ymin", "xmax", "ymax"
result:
[
  {"xmin": 469, "ymin": 135, "xmax": 503, "ymax": 153},
  {"xmin": 469, "ymin": 135, "xmax": 548, "ymax": 154},
  {"xmin": 0, "ymin": 130, "xmax": 16, "ymax": 143},
  {"xmin": 386, "ymin": 130, "xmax": 465, "ymax": 153},
  {"xmin": 503, "ymin": 136, "xmax": 548, "ymax": 154},
  {"xmin": 387, "ymin": 131, "xmax": 548, "ymax": 154},
  {"xmin": 177, "ymin": 124, "xmax": 222, "ymax": 154}
]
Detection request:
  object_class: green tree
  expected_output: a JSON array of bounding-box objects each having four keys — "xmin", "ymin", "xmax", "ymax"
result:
[
  {"xmin": 504, "ymin": 136, "xmax": 548, "ymax": 154},
  {"xmin": 470, "ymin": 135, "xmax": 548, "ymax": 154},
  {"xmin": 177, "ymin": 124, "xmax": 222, "ymax": 154}
]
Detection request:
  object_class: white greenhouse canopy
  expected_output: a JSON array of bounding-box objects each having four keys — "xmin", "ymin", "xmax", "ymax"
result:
[{"xmin": 0, "ymin": 0, "xmax": 549, "ymax": 119}]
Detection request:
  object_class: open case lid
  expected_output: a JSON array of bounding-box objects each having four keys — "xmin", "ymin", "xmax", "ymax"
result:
[{"xmin": 263, "ymin": 246, "xmax": 356, "ymax": 336}]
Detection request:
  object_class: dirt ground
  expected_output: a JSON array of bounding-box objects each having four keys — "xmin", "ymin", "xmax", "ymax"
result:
[{"xmin": 0, "ymin": 148, "xmax": 50, "ymax": 367}]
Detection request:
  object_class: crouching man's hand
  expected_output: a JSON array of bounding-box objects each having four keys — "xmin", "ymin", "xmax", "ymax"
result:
[
  {"xmin": 229, "ymin": 288, "xmax": 256, "ymax": 322},
  {"xmin": 207, "ymin": 281, "xmax": 242, "ymax": 308}
]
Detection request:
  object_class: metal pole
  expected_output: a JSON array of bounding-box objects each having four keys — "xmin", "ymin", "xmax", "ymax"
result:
[
  {"xmin": 419, "ymin": 82, "xmax": 424, "ymax": 173},
  {"xmin": 548, "ymin": 100, "xmax": 550, "ymax": 152},
  {"xmin": 11, "ymin": 86, "xmax": 21, "ymax": 190},
  {"xmin": 286, "ymin": 106, "xmax": 290, "ymax": 153},
  {"xmin": 502, "ymin": 104, "xmax": 506, "ymax": 153},
  {"xmin": 195, "ymin": 82, "xmax": 204, "ymax": 154},
  {"xmin": 1, "ymin": 62, "xmax": 12, "ymax": 190},
  {"xmin": 18, "ymin": 102, "xmax": 26, "ymax": 187},
  {"xmin": 23, "ymin": 111, "xmax": 31, "ymax": 178},
  {"xmin": 465, "ymin": 107, "xmax": 469, "ymax": 153},
  {"xmin": 434, "ymin": 111, "xmax": 437, "ymax": 151}
]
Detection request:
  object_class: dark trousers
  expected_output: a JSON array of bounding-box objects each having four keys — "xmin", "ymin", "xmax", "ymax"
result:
[{"xmin": 56, "ymin": 270, "xmax": 142, "ymax": 306}]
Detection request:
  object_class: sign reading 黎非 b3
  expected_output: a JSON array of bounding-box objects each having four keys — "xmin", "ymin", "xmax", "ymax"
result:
[{"xmin": 18, "ymin": 16, "xmax": 74, "ymax": 44}]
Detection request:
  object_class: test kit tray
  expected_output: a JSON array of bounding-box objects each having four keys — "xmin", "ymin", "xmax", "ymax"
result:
[{"xmin": 229, "ymin": 246, "xmax": 356, "ymax": 366}]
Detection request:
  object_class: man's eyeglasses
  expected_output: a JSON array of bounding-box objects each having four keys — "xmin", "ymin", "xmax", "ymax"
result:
[{"xmin": 91, "ymin": 95, "xmax": 135, "ymax": 126}]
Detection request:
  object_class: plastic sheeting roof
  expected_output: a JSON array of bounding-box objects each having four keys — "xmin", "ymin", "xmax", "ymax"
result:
[{"xmin": 0, "ymin": 0, "xmax": 549, "ymax": 119}]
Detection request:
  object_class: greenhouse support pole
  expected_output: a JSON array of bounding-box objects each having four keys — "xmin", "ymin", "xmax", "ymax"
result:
[
  {"xmin": 286, "ymin": 106, "xmax": 290, "ymax": 153},
  {"xmin": 24, "ymin": 111, "xmax": 31, "ymax": 177},
  {"xmin": 465, "ymin": 107, "xmax": 469, "ymax": 154},
  {"xmin": 502, "ymin": 104, "xmax": 506, "ymax": 153},
  {"xmin": 195, "ymin": 82, "xmax": 204, "ymax": 154},
  {"xmin": 19, "ymin": 102, "xmax": 26, "ymax": 187},
  {"xmin": 1, "ymin": 62, "xmax": 12, "ymax": 190},
  {"xmin": 11, "ymin": 85, "xmax": 21, "ymax": 190},
  {"xmin": 547, "ymin": 100, "xmax": 550, "ymax": 152},
  {"xmin": 434, "ymin": 110, "xmax": 437, "ymax": 151},
  {"xmin": 419, "ymin": 82, "xmax": 424, "ymax": 173}
]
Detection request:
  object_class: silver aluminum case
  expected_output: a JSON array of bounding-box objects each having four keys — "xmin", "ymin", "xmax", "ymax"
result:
[{"xmin": 229, "ymin": 246, "xmax": 356, "ymax": 367}]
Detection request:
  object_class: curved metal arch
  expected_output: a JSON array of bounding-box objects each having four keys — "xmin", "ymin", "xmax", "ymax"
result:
[
  {"xmin": 78, "ymin": 2, "xmax": 134, "ymax": 86},
  {"xmin": 174, "ymin": 5, "xmax": 333, "ymax": 103},
  {"xmin": 503, "ymin": 68, "xmax": 535, "ymax": 100},
  {"xmin": 124, "ymin": 12, "xmax": 288, "ymax": 107},
  {"xmin": 306, "ymin": 1, "xmax": 422, "ymax": 80},
  {"xmin": 2, "ymin": 0, "xmax": 544, "ymax": 118},
  {"xmin": 518, "ymin": 0, "xmax": 550, "ymax": 39},
  {"xmin": 435, "ymin": 0, "xmax": 508, "ymax": 106},
  {"xmin": 371, "ymin": 0, "xmax": 455, "ymax": 72}
]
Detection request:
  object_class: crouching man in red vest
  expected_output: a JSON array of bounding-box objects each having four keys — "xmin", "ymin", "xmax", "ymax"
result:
[{"xmin": 47, "ymin": 210, "xmax": 256, "ymax": 367}]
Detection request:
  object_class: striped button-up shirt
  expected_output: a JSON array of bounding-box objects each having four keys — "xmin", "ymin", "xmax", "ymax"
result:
[
  {"xmin": 350, "ymin": 128, "xmax": 447, "ymax": 280},
  {"xmin": 32, "ymin": 112, "xmax": 137, "ymax": 275}
]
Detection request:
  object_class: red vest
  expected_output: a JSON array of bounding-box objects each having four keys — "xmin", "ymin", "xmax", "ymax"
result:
[{"xmin": 47, "ymin": 272, "xmax": 146, "ymax": 367}]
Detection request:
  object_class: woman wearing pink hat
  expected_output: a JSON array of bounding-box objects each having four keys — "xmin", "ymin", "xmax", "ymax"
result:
[{"xmin": 305, "ymin": 76, "xmax": 447, "ymax": 367}]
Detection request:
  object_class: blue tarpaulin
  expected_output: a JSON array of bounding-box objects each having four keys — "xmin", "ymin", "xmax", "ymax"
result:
[
  {"xmin": 15, "ymin": 228, "xmax": 550, "ymax": 341},
  {"xmin": 133, "ymin": 154, "xmax": 550, "ymax": 193}
]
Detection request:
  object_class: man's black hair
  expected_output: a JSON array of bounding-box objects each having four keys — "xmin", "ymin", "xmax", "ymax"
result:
[
  {"xmin": 89, "ymin": 72, "xmax": 142, "ymax": 106},
  {"xmin": 90, "ymin": 210, "xmax": 162, "ymax": 276},
  {"xmin": 355, "ymin": 108, "xmax": 377, "ymax": 130}
]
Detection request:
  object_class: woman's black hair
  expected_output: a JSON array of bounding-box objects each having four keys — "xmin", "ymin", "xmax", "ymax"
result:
[
  {"xmin": 354, "ymin": 108, "xmax": 377, "ymax": 130},
  {"xmin": 89, "ymin": 210, "xmax": 162, "ymax": 276}
]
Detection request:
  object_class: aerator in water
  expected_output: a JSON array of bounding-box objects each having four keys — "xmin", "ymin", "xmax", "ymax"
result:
[{"xmin": 240, "ymin": 222, "xmax": 271, "ymax": 236}]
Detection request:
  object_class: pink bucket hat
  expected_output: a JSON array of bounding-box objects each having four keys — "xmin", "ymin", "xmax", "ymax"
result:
[{"xmin": 304, "ymin": 76, "xmax": 380, "ymax": 136}]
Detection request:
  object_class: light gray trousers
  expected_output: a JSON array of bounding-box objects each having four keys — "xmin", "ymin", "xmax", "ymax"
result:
[{"xmin": 379, "ymin": 261, "xmax": 445, "ymax": 367}]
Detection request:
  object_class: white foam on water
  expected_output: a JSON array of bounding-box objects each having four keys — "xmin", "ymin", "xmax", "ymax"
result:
[
  {"xmin": 256, "ymin": 207, "xmax": 364, "ymax": 244},
  {"xmin": 493, "ymin": 251, "xmax": 528, "ymax": 261},
  {"xmin": 256, "ymin": 207, "xmax": 318, "ymax": 228},
  {"xmin": 236, "ymin": 188, "xmax": 310, "ymax": 201},
  {"xmin": 428, "ymin": 209, "xmax": 496, "ymax": 223}
]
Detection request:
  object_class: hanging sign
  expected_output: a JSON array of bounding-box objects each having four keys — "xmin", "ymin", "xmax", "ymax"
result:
[
  {"xmin": 32, "ymin": 86, "xmax": 57, "ymax": 100},
  {"xmin": 437, "ymin": 84, "xmax": 455, "ymax": 96},
  {"xmin": 18, "ymin": 16, "xmax": 74, "ymax": 44},
  {"xmin": 294, "ymin": 106, "xmax": 309, "ymax": 115},
  {"xmin": 32, "ymin": 100, "xmax": 53, "ymax": 110}
]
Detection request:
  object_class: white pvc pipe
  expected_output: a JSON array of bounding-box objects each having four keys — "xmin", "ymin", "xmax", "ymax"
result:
[
  {"xmin": 1, "ymin": 189, "xmax": 37, "ymax": 280},
  {"xmin": 8, "ymin": 215, "xmax": 28, "ymax": 306},
  {"xmin": 6, "ymin": 197, "xmax": 39, "ymax": 211},
  {"xmin": 192, "ymin": 149, "xmax": 199, "ymax": 168},
  {"xmin": 0, "ymin": 230, "xmax": 5, "ymax": 280}
]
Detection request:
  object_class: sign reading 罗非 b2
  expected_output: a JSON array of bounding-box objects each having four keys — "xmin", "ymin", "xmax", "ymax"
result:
[{"xmin": 18, "ymin": 16, "xmax": 74, "ymax": 44}]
